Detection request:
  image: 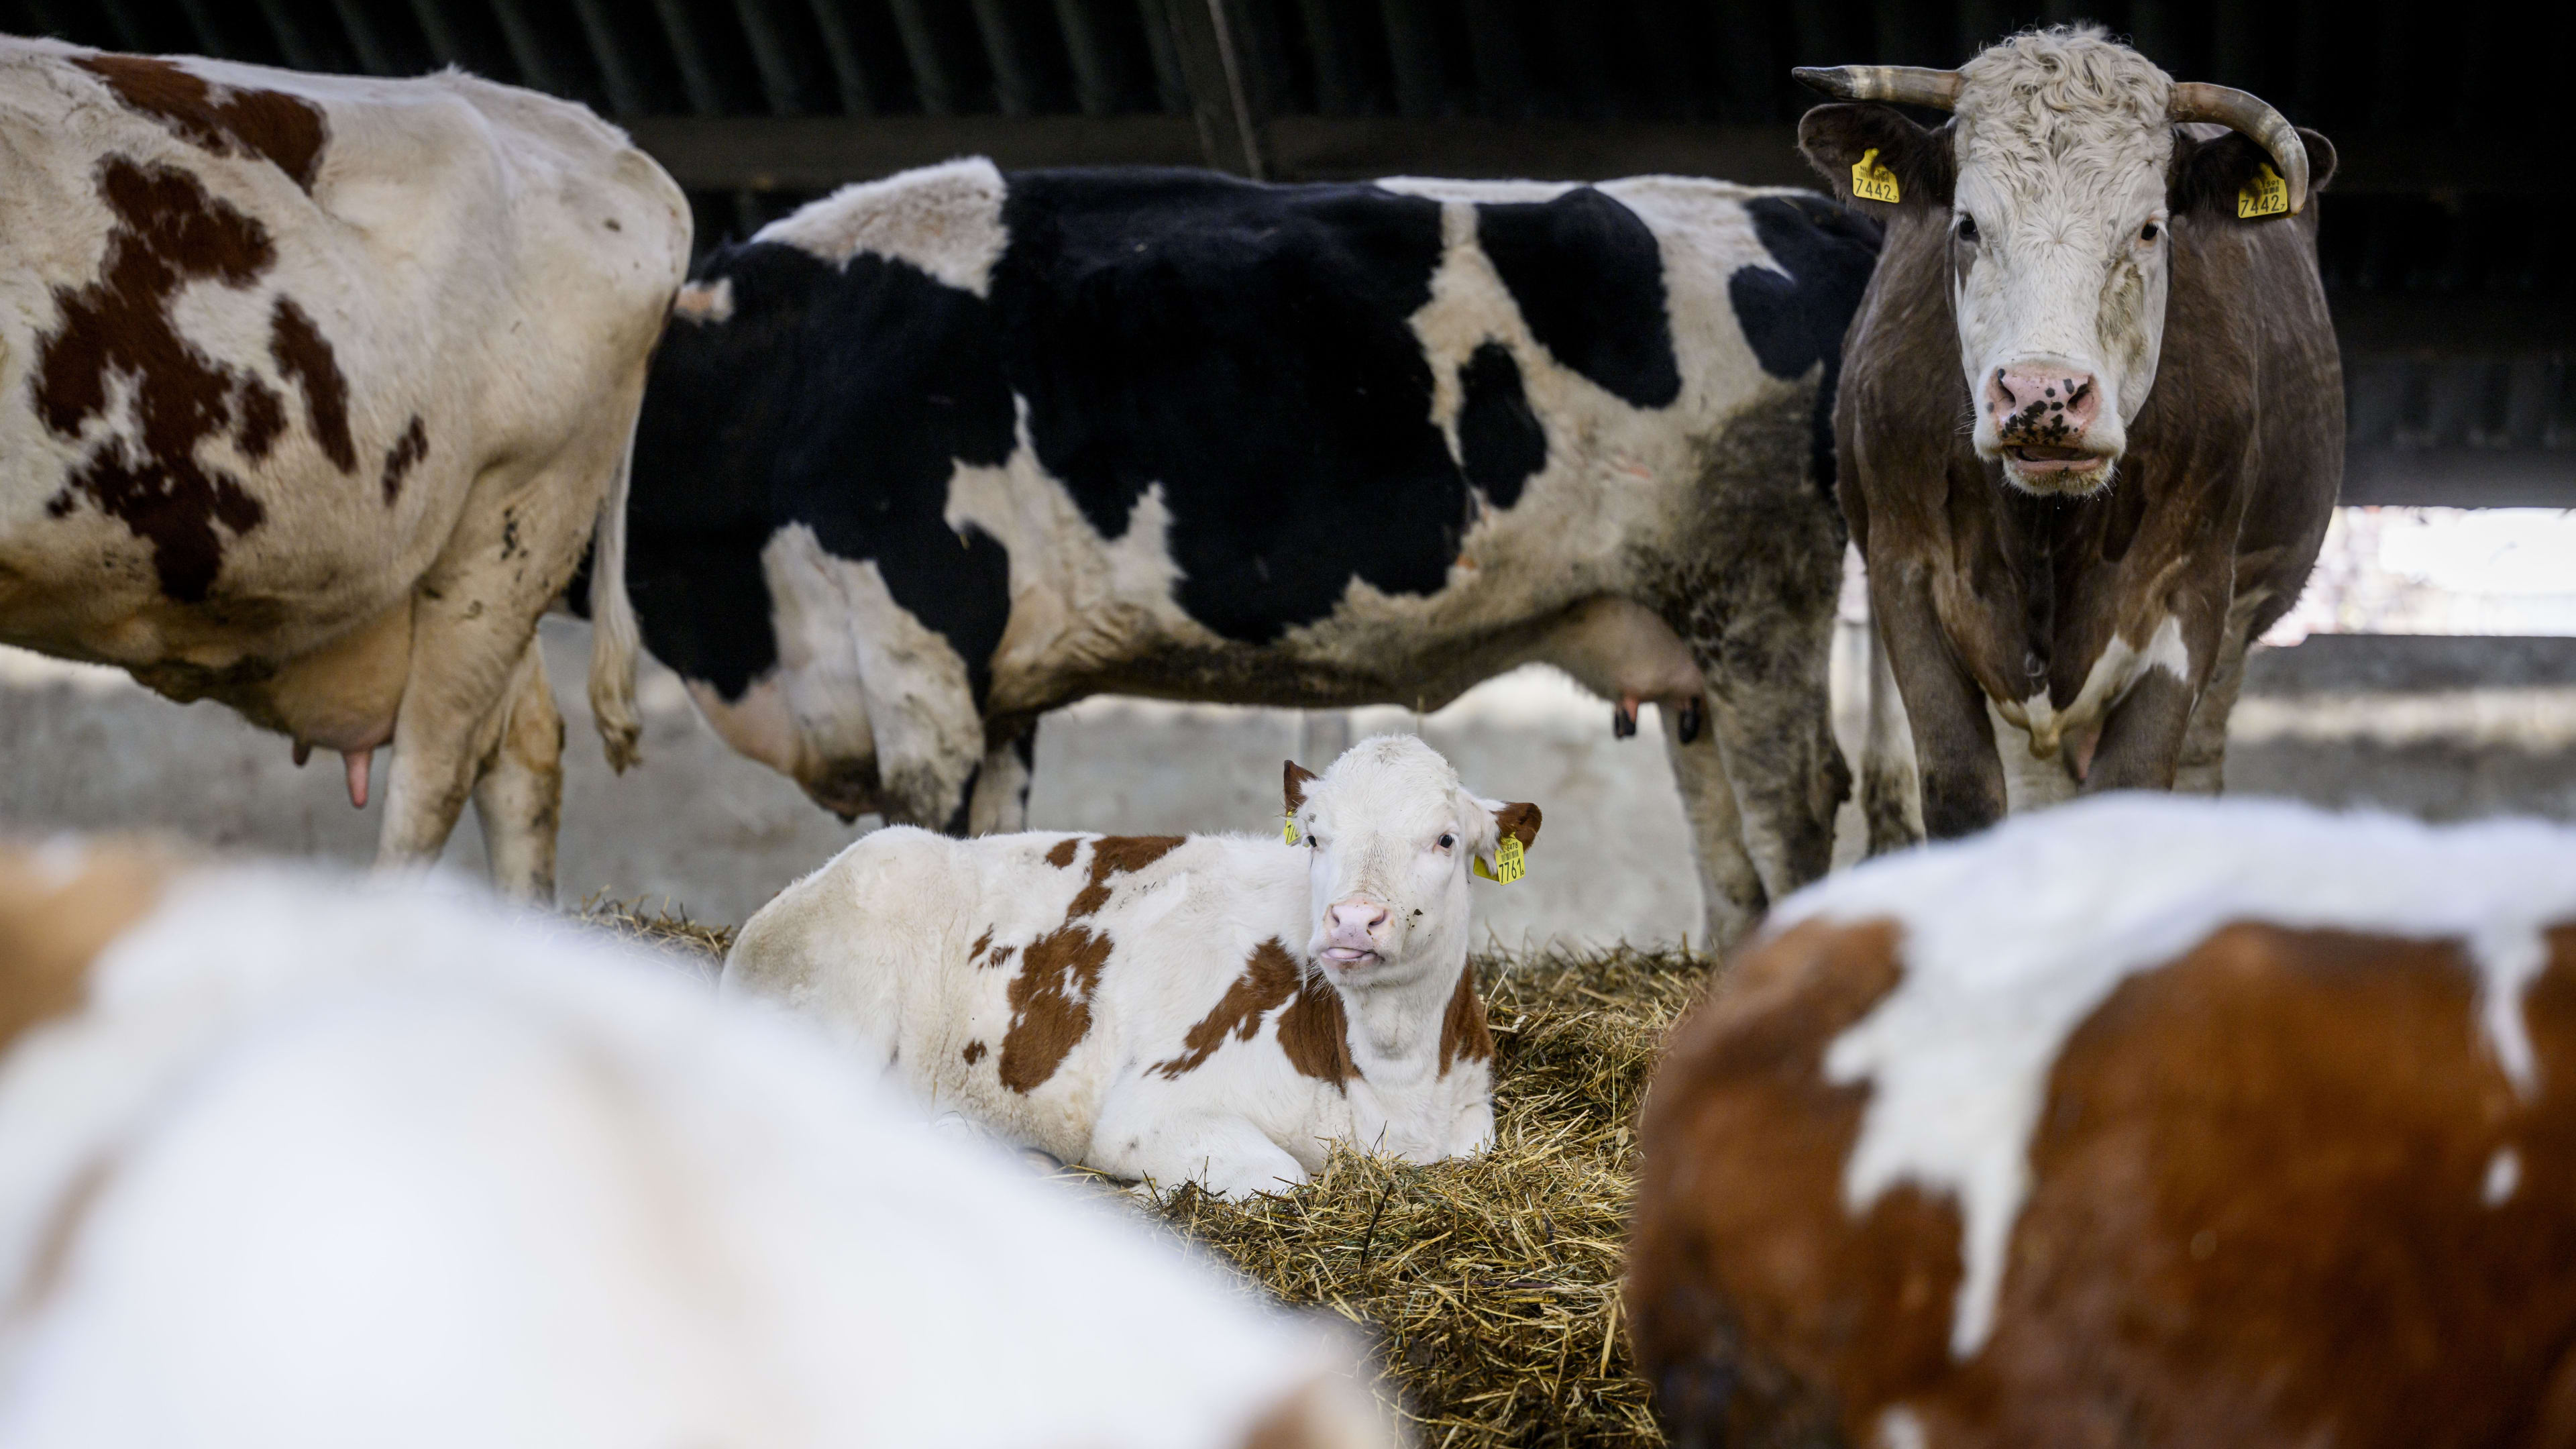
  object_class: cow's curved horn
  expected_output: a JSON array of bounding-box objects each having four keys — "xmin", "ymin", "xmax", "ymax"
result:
[
  {"xmin": 1791, "ymin": 65, "xmax": 1962, "ymax": 111},
  {"xmin": 2168, "ymin": 81, "xmax": 2310, "ymax": 214}
]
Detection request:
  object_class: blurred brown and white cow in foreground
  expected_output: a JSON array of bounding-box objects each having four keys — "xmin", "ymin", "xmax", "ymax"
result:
[
  {"xmin": 725, "ymin": 734, "xmax": 1533, "ymax": 1197},
  {"xmin": 0, "ymin": 38, "xmax": 689, "ymax": 898},
  {"xmin": 0, "ymin": 841, "xmax": 1389, "ymax": 1449},
  {"xmin": 1796, "ymin": 29, "xmax": 2341, "ymax": 844},
  {"xmin": 1627, "ymin": 796, "xmax": 2576, "ymax": 1449}
]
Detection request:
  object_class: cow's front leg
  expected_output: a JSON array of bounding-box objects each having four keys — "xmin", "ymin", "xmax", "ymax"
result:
[
  {"xmin": 376, "ymin": 587, "xmax": 540, "ymax": 887},
  {"xmin": 2088, "ymin": 592, "xmax": 2228, "ymax": 794},
  {"xmin": 468, "ymin": 641, "xmax": 565, "ymax": 902},
  {"xmin": 1095, "ymin": 1106, "xmax": 1308, "ymax": 1200},
  {"xmin": 1872, "ymin": 562, "xmax": 2007, "ymax": 838},
  {"xmin": 964, "ymin": 716, "xmax": 1039, "ymax": 836}
]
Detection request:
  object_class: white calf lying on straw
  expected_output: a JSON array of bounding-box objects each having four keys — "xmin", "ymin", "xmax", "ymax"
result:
[
  {"xmin": 724, "ymin": 734, "xmax": 1540, "ymax": 1197},
  {"xmin": 0, "ymin": 842, "xmax": 1388, "ymax": 1449}
]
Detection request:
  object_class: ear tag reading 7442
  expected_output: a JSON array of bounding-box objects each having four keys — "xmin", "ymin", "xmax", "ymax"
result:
[
  {"xmin": 2238, "ymin": 162, "xmax": 2288, "ymax": 219},
  {"xmin": 1473, "ymin": 835, "xmax": 1526, "ymax": 884},
  {"xmin": 1851, "ymin": 148, "xmax": 1901, "ymax": 204},
  {"xmin": 1283, "ymin": 816, "xmax": 1300, "ymax": 845}
]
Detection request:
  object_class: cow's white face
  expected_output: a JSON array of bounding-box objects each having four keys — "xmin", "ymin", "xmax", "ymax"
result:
[
  {"xmin": 1286, "ymin": 737, "xmax": 1532, "ymax": 987},
  {"xmin": 1949, "ymin": 48, "xmax": 2176, "ymax": 495}
]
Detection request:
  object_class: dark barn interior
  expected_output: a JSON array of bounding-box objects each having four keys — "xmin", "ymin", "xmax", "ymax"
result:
[{"xmin": 15, "ymin": 0, "xmax": 2570, "ymax": 508}]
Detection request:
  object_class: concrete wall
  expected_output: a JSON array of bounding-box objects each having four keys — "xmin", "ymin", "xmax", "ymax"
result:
[{"xmin": 7, "ymin": 621, "xmax": 2573, "ymax": 945}]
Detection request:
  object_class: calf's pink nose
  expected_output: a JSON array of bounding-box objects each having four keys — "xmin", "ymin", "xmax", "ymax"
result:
[
  {"xmin": 1987, "ymin": 366, "xmax": 2098, "ymax": 442},
  {"xmin": 1328, "ymin": 901, "xmax": 1389, "ymax": 940}
]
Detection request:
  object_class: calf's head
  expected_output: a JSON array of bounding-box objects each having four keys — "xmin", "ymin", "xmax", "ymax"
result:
[
  {"xmin": 1283, "ymin": 737, "xmax": 1540, "ymax": 985},
  {"xmin": 1796, "ymin": 28, "xmax": 2330, "ymax": 495}
]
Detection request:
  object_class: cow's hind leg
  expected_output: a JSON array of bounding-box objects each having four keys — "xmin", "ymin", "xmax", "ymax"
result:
[
  {"xmin": 470, "ymin": 641, "xmax": 566, "ymax": 901},
  {"xmin": 1660, "ymin": 723, "xmax": 1769, "ymax": 956},
  {"xmin": 2174, "ymin": 591, "xmax": 2264, "ymax": 795},
  {"xmin": 964, "ymin": 716, "xmax": 1039, "ymax": 835}
]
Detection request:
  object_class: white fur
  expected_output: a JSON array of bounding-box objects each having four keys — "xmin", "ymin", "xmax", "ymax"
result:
[
  {"xmin": 722, "ymin": 735, "xmax": 1505, "ymax": 1198},
  {"xmin": 0, "ymin": 864, "xmax": 1387, "ymax": 1448},
  {"xmin": 1769, "ymin": 794, "xmax": 2576, "ymax": 1359},
  {"xmin": 1947, "ymin": 29, "xmax": 2176, "ymax": 489},
  {"xmin": 756, "ymin": 157, "xmax": 1009, "ymax": 297}
]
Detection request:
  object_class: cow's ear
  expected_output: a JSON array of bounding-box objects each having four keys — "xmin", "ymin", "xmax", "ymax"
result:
[
  {"xmin": 1283, "ymin": 761, "xmax": 1318, "ymax": 816},
  {"xmin": 1490, "ymin": 801, "xmax": 1542, "ymax": 852},
  {"xmin": 2170, "ymin": 125, "xmax": 2337, "ymax": 221},
  {"xmin": 1798, "ymin": 103, "xmax": 1955, "ymax": 217}
]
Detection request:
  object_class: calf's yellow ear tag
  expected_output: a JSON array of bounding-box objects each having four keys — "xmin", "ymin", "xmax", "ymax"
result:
[
  {"xmin": 1851, "ymin": 148, "xmax": 1901, "ymax": 204},
  {"xmin": 2239, "ymin": 162, "xmax": 2289, "ymax": 219},
  {"xmin": 1473, "ymin": 835, "xmax": 1526, "ymax": 884},
  {"xmin": 1283, "ymin": 816, "xmax": 1300, "ymax": 845}
]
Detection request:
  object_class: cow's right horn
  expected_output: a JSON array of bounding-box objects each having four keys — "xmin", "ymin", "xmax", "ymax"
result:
[
  {"xmin": 2167, "ymin": 81, "xmax": 2310, "ymax": 214},
  {"xmin": 1791, "ymin": 66, "xmax": 1963, "ymax": 111}
]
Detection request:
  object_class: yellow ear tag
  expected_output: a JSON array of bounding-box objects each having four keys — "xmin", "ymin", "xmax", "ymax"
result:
[
  {"xmin": 2238, "ymin": 162, "xmax": 2288, "ymax": 219},
  {"xmin": 1473, "ymin": 835, "xmax": 1526, "ymax": 884},
  {"xmin": 1283, "ymin": 816, "xmax": 1300, "ymax": 845},
  {"xmin": 1851, "ymin": 148, "xmax": 1901, "ymax": 205}
]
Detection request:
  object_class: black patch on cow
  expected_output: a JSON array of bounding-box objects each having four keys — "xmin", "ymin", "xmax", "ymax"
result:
[
  {"xmin": 1474, "ymin": 187, "xmax": 1680, "ymax": 409},
  {"xmin": 627, "ymin": 240, "xmax": 1016, "ymax": 702},
  {"xmin": 1456, "ymin": 341, "xmax": 1546, "ymax": 508},
  {"xmin": 1727, "ymin": 195, "xmax": 1884, "ymax": 494},
  {"xmin": 994, "ymin": 168, "xmax": 1458, "ymax": 643}
]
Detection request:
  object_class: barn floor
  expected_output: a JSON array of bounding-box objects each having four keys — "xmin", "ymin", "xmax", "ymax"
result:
[{"xmin": 5, "ymin": 620, "xmax": 2576, "ymax": 945}]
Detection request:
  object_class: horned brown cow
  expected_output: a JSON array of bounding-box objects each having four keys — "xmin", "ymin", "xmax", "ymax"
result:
[
  {"xmin": 0, "ymin": 39, "xmax": 688, "ymax": 898},
  {"xmin": 1795, "ymin": 28, "xmax": 2342, "ymax": 843},
  {"xmin": 1626, "ymin": 796, "xmax": 2576, "ymax": 1448}
]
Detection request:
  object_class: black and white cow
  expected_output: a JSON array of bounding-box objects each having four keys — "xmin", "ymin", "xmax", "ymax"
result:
[{"xmin": 594, "ymin": 160, "xmax": 1878, "ymax": 948}]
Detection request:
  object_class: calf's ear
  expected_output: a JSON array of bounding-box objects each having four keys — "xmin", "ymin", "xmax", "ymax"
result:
[
  {"xmin": 1489, "ymin": 801, "xmax": 1542, "ymax": 851},
  {"xmin": 1797, "ymin": 104, "xmax": 1955, "ymax": 217},
  {"xmin": 1284, "ymin": 760, "xmax": 1318, "ymax": 815}
]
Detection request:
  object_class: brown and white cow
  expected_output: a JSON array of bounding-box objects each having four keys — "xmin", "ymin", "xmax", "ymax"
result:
[
  {"xmin": 1794, "ymin": 28, "xmax": 2342, "ymax": 842},
  {"xmin": 1627, "ymin": 795, "xmax": 2576, "ymax": 1448},
  {"xmin": 0, "ymin": 839, "xmax": 1391, "ymax": 1448},
  {"xmin": 723, "ymin": 734, "xmax": 1534, "ymax": 1197},
  {"xmin": 0, "ymin": 39, "xmax": 688, "ymax": 897}
]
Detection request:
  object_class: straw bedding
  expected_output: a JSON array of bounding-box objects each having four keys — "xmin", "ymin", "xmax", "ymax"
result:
[{"xmin": 580, "ymin": 899, "xmax": 1707, "ymax": 1448}]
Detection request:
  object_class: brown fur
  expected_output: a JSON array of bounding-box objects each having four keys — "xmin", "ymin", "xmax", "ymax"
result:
[
  {"xmin": 73, "ymin": 55, "xmax": 327, "ymax": 193},
  {"xmin": 1804, "ymin": 101, "xmax": 2343, "ymax": 835},
  {"xmin": 1436, "ymin": 959, "xmax": 1491, "ymax": 1075},
  {"xmin": 34, "ymin": 159, "xmax": 276, "ymax": 602},
  {"xmin": 998, "ymin": 835, "xmax": 1187, "ymax": 1093},
  {"xmin": 0, "ymin": 839, "xmax": 178, "ymax": 1057},
  {"xmin": 1284, "ymin": 761, "xmax": 1318, "ymax": 816},
  {"xmin": 268, "ymin": 295, "xmax": 356, "ymax": 474},
  {"xmin": 1155, "ymin": 937, "xmax": 1354, "ymax": 1089},
  {"xmin": 378, "ymin": 413, "xmax": 428, "ymax": 504},
  {"xmin": 1492, "ymin": 801, "xmax": 1542, "ymax": 851},
  {"xmin": 1629, "ymin": 916, "xmax": 2576, "ymax": 1448}
]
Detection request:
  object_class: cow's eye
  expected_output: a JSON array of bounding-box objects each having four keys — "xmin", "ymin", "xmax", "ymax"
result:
[
  {"xmin": 1438, "ymin": 833, "xmax": 1456, "ymax": 850},
  {"xmin": 1955, "ymin": 213, "xmax": 1980, "ymax": 244},
  {"xmin": 2139, "ymin": 220, "xmax": 2161, "ymax": 243},
  {"xmin": 1305, "ymin": 835, "xmax": 1322, "ymax": 849}
]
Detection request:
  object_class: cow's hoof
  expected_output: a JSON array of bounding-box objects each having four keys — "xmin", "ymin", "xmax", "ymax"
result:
[
  {"xmin": 1676, "ymin": 696, "xmax": 1704, "ymax": 745},
  {"xmin": 1613, "ymin": 703, "xmax": 1638, "ymax": 739}
]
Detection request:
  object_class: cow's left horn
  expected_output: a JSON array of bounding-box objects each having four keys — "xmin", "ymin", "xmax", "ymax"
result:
[
  {"xmin": 1792, "ymin": 66, "xmax": 1962, "ymax": 111},
  {"xmin": 2168, "ymin": 81, "xmax": 2310, "ymax": 214}
]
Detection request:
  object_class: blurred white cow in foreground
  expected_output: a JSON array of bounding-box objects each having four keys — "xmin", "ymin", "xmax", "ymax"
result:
[
  {"xmin": 726, "ymin": 735, "xmax": 1538, "ymax": 1197},
  {"xmin": 0, "ymin": 841, "xmax": 1389, "ymax": 1449}
]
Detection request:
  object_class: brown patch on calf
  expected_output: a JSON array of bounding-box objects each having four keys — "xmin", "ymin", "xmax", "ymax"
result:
[
  {"xmin": 1283, "ymin": 761, "xmax": 1317, "ymax": 815},
  {"xmin": 1491, "ymin": 801, "xmax": 1542, "ymax": 852},
  {"xmin": 1044, "ymin": 838, "xmax": 1079, "ymax": 869},
  {"xmin": 268, "ymin": 297, "xmax": 355, "ymax": 474},
  {"xmin": 995, "ymin": 835, "xmax": 1190, "ymax": 1093},
  {"xmin": 1155, "ymin": 937, "xmax": 1354, "ymax": 1089},
  {"xmin": 967, "ymin": 928, "xmax": 993, "ymax": 962},
  {"xmin": 34, "ymin": 158, "xmax": 276, "ymax": 602},
  {"xmin": 0, "ymin": 840, "xmax": 179, "ymax": 1057},
  {"xmin": 378, "ymin": 414, "xmax": 427, "ymax": 504},
  {"xmin": 1630, "ymin": 916, "xmax": 2576, "ymax": 1449},
  {"xmin": 961, "ymin": 1040, "xmax": 986, "ymax": 1065},
  {"xmin": 74, "ymin": 55, "xmax": 327, "ymax": 193},
  {"xmin": 1438, "ymin": 960, "xmax": 1492, "ymax": 1075}
]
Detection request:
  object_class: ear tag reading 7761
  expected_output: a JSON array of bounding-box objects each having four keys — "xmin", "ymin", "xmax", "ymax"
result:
[
  {"xmin": 1473, "ymin": 835, "xmax": 1526, "ymax": 884},
  {"xmin": 1851, "ymin": 148, "xmax": 1901, "ymax": 204},
  {"xmin": 1283, "ymin": 816, "xmax": 1300, "ymax": 845},
  {"xmin": 2238, "ymin": 162, "xmax": 2288, "ymax": 219}
]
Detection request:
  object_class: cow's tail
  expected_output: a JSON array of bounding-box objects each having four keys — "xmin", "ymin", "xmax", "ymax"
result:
[{"xmin": 588, "ymin": 417, "xmax": 644, "ymax": 773}]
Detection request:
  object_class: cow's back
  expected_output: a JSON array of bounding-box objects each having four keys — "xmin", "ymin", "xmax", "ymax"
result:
[
  {"xmin": 0, "ymin": 39, "xmax": 685, "ymax": 657},
  {"xmin": 1629, "ymin": 797, "xmax": 2576, "ymax": 1447}
]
